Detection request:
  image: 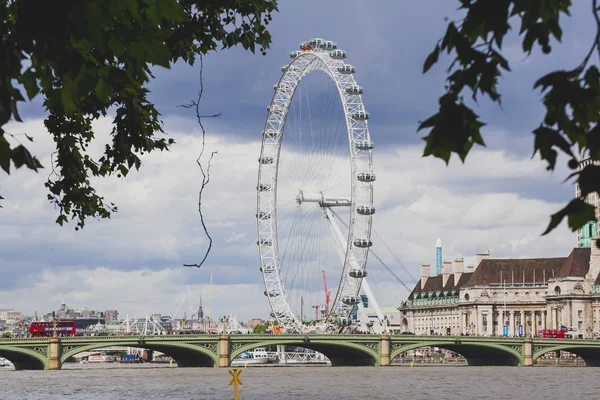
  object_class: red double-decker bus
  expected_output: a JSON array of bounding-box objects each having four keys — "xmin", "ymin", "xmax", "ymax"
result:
[
  {"xmin": 538, "ymin": 329, "xmax": 567, "ymax": 338},
  {"xmin": 29, "ymin": 320, "xmax": 76, "ymax": 337}
]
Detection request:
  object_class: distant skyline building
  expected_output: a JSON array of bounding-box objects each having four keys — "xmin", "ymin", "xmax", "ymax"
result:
[
  {"xmin": 197, "ymin": 296, "xmax": 204, "ymax": 321},
  {"xmin": 577, "ymin": 159, "xmax": 600, "ymax": 248},
  {"xmin": 435, "ymin": 238, "xmax": 443, "ymax": 275}
]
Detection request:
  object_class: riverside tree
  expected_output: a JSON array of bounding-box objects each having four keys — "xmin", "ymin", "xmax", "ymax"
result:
[
  {"xmin": 420, "ymin": 0, "xmax": 600, "ymax": 244},
  {"xmin": 0, "ymin": 0, "xmax": 278, "ymax": 229}
]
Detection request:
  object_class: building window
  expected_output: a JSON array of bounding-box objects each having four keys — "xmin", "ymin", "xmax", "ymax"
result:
[
  {"xmin": 578, "ymin": 310, "xmax": 583, "ymax": 318},
  {"xmin": 464, "ymin": 294, "xmax": 470, "ymax": 301},
  {"xmin": 554, "ymin": 286, "xmax": 561, "ymax": 295},
  {"xmin": 578, "ymin": 321, "xmax": 583, "ymax": 329}
]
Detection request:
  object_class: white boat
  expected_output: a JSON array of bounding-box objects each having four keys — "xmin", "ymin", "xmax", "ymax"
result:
[
  {"xmin": 87, "ymin": 354, "xmax": 117, "ymax": 363},
  {"xmin": 231, "ymin": 348, "xmax": 269, "ymax": 366},
  {"xmin": 0, "ymin": 357, "xmax": 13, "ymax": 367}
]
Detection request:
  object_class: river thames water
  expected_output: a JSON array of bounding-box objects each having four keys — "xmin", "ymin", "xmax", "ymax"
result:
[{"xmin": 0, "ymin": 364, "xmax": 598, "ymax": 399}]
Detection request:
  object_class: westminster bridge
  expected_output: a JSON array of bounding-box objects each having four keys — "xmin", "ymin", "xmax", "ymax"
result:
[{"xmin": 3, "ymin": 334, "xmax": 600, "ymax": 370}]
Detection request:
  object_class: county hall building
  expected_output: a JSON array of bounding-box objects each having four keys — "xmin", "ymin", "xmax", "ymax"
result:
[{"xmin": 398, "ymin": 159, "xmax": 600, "ymax": 338}]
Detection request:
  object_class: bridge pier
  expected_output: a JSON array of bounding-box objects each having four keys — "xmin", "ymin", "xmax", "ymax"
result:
[
  {"xmin": 48, "ymin": 337, "xmax": 61, "ymax": 370},
  {"xmin": 219, "ymin": 335, "xmax": 230, "ymax": 367},
  {"xmin": 380, "ymin": 335, "xmax": 390, "ymax": 366},
  {"xmin": 523, "ymin": 338, "xmax": 533, "ymax": 367}
]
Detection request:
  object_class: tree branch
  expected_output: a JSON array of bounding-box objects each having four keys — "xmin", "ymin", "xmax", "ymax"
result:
[{"xmin": 179, "ymin": 55, "xmax": 220, "ymax": 269}]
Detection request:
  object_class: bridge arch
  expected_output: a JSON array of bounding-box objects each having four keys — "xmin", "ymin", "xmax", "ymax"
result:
[
  {"xmin": 230, "ymin": 339, "xmax": 379, "ymax": 366},
  {"xmin": 533, "ymin": 345, "xmax": 600, "ymax": 366},
  {"xmin": 0, "ymin": 346, "xmax": 48, "ymax": 370},
  {"xmin": 391, "ymin": 341, "xmax": 523, "ymax": 366},
  {"xmin": 62, "ymin": 341, "xmax": 219, "ymax": 368}
]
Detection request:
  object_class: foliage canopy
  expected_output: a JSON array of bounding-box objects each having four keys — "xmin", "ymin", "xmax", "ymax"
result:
[
  {"xmin": 0, "ymin": 0, "xmax": 277, "ymax": 228},
  {"xmin": 420, "ymin": 0, "xmax": 600, "ymax": 241}
]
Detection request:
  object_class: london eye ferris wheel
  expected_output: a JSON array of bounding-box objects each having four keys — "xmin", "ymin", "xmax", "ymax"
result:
[{"xmin": 256, "ymin": 38, "xmax": 375, "ymax": 333}]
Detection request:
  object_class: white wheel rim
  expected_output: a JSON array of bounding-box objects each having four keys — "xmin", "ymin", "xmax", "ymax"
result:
[{"xmin": 257, "ymin": 40, "xmax": 374, "ymax": 333}]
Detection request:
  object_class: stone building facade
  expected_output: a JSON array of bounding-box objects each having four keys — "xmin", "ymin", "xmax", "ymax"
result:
[
  {"xmin": 399, "ymin": 158, "xmax": 600, "ymax": 338},
  {"xmin": 399, "ymin": 243, "xmax": 600, "ymax": 338}
]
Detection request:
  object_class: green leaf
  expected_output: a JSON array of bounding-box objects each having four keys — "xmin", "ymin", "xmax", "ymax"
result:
[
  {"xmin": 11, "ymin": 145, "xmax": 43, "ymax": 172},
  {"xmin": 60, "ymin": 88, "xmax": 76, "ymax": 115},
  {"xmin": 532, "ymin": 126, "xmax": 573, "ymax": 170},
  {"xmin": 578, "ymin": 164, "xmax": 600, "ymax": 198},
  {"xmin": 20, "ymin": 69, "xmax": 40, "ymax": 100},
  {"xmin": 0, "ymin": 135, "xmax": 11, "ymax": 174},
  {"xmin": 95, "ymin": 79, "xmax": 112, "ymax": 103},
  {"xmin": 423, "ymin": 45, "xmax": 440, "ymax": 73},
  {"xmin": 9, "ymin": 94, "xmax": 23, "ymax": 123},
  {"xmin": 543, "ymin": 199, "xmax": 597, "ymax": 235},
  {"xmin": 55, "ymin": 214, "xmax": 68, "ymax": 226},
  {"xmin": 588, "ymin": 124, "xmax": 600, "ymax": 159}
]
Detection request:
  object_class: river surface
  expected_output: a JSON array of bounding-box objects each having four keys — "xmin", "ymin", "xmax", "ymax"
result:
[{"xmin": 0, "ymin": 364, "xmax": 597, "ymax": 399}]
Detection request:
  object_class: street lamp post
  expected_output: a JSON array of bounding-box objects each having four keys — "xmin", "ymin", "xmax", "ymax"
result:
[{"xmin": 52, "ymin": 317, "xmax": 58, "ymax": 338}]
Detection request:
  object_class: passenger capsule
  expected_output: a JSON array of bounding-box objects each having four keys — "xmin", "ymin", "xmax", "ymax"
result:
[
  {"xmin": 281, "ymin": 64, "xmax": 289, "ymax": 72},
  {"xmin": 337, "ymin": 317, "xmax": 352, "ymax": 326},
  {"xmin": 258, "ymin": 184, "xmax": 272, "ymax": 191},
  {"xmin": 258, "ymin": 239, "xmax": 272, "ymax": 246},
  {"xmin": 261, "ymin": 264, "xmax": 276, "ymax": 273},
  {"xmin": 263, "ymin": 129, "xmax": 278, "ymax": 138},
  {"xmin": 299, "ymin": 41, "xmax": 314, "ymax": 51},
  {"xmin": 274, "ymin": 83, "xmax": 291, "ymax": 91},
  {"xmin": 349, "ymin": 269, "xmax": 368, "ymax": 278},
  {"xmin": 345, "ymin": 85, "xmax": 364, "ymax": 95},
  {"xmin": 353, "ymin": 238, "xmax": 373, "ymax": 248},
  {"xmin": 290, "ymin": 51, "xmax": 303, "ymax": 59},
  {"xmin": 267, "ymin": 105, "xmax": 284, "ymax": 114},
  {"xmin": 342, "ymin": 295, "xmax": 360, "ymax": 305},
  {"xmin": 256, "ymin": 212, "xmax": 271, "ymax": 220},
  {"xmin": 338, "ymin": 64, "xmax": 356, "ymax": 74},
  {"xmin": 270, "ymin": 312, "xmax": 284, "ymax": 318},
  {"xmin": 329, "ymin": 49, "xmax": 347, "ymax": 59},
  {"xmin": 259, "ymin": 156, "xmax": 274, "ymax": 165},
  {"xmin": 309, "ymin": 38, "xmax": 326, "ymax": 48},
  {"xmin": 354, "ymin": 140, "xmax": 374, "ymax": 150},
  {"xmin": 357, "ymin": 172, "xmax": 376, "ymax": 182},
  {"xmin": 264, "ymin": 290, "xmax": 280, "ymax": 297},
  {"xmin": 319, "ymin": 40, "xmax": 337, "ymax": 50},
  {"xmin": 356, "ymin": 205, "xmax": 376, "ymax": 215},
  {"xmin": 351, "ymin": 110, "xmax": 370, "ymax": 120}
]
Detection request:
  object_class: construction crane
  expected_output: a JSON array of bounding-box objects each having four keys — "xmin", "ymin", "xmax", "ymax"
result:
[
  {"xmin": 321, "ymin": 270, "xmax": 331, "ymax": 317},
  {"xmin": 312, "ymin": 305, "xmax": 321, "ymax": 321}
]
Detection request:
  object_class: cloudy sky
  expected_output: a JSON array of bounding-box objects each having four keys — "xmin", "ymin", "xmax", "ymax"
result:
[{"xmin": 0, "ymin": 1, "xmax": 594, "ymax": 321}]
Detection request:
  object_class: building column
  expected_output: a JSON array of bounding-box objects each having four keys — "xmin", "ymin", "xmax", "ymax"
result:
[
  {"xmin": 542, "ymin": 311, "xmax": 547, "ymax": 330},
  {"xmin": 509, "ymin": 311, "xmax": 515, "ymax": 337}
]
